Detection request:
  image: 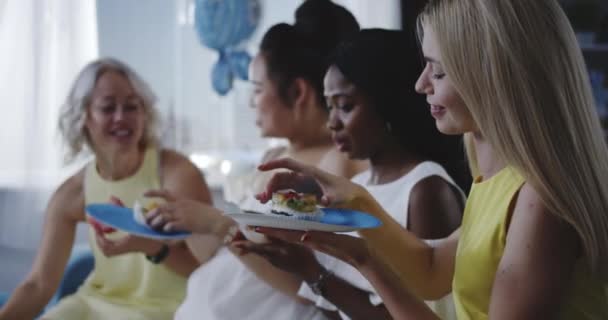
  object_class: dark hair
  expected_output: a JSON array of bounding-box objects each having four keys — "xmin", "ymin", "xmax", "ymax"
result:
[
  {"xmin": 329, "ymin": 29, "xmax": 471, "ymax": 191},
  {"xmin": 259, "ymin": 0, "xmax": 359, "ymax": 107}
]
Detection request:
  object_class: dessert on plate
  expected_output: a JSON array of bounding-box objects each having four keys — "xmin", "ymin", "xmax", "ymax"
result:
[
  {"xmin": 133, "ymin": 200, "xmax": 160, "ymax": 227},
  {"xmin": 270, "ymin": 189, "xmax": 324, "ymax": 221}
]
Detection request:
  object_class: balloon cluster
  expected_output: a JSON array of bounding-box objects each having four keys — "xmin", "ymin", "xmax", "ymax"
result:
[{"xmin": 194, "ymin": 0, "xmax": 260, "ymax": 95}]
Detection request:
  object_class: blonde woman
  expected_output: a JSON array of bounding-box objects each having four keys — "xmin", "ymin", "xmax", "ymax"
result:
[
  {"xmin": 250, "ymin": 0, "xmax": 608, "ymax": 319},
  {"xmin": 0, "ymin": 58, "xmax": 214, "ymax": 320}
]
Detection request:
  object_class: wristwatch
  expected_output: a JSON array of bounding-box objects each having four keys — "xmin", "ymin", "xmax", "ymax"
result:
[
  {"xmin": 306, "ymin": 267, "xmax": 333, "ymax": 296},
  {"xmin": 145, "ymin": 243, "xmax": 170, "ymax": 264}
]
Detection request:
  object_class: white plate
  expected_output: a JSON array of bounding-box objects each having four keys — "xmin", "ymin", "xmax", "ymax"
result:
[{"xmin": 225, "ymin": 208, "xmax": 382, "ymax": 232}]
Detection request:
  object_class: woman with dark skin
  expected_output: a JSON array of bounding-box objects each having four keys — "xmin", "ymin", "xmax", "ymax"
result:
[{"xmin": 235, "ymin": 29, "xmax": 467, "ymax": 320}]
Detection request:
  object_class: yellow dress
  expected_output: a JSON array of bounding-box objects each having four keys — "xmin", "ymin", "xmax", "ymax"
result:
[
  {"xmin": 42, "ymin": 147, "xmax": 187, "ymax": 320},
  {"xmin": 453, "ymin": 167, "xmax": 608, "ymax": 319}
]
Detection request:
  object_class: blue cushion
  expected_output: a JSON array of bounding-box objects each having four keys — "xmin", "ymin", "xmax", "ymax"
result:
[
  {"xmin": 0, "ymin": 291, "xmax": 9, "ymax": 308},
  {"xmin": 0, "ymin": 245, "xmax": 93, "ymax": 318},
  {"xmin": 46, "ymin": 244, "xmax": 94, "ymax": 308}
]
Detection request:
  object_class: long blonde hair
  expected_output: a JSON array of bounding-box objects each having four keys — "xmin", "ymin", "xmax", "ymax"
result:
[
  {"xmin": 419, "ymin": 0, "xmax": 608, "ymax": 279},
  {"xmin": 58, "ymin": 58, "xmax": 160, "ymax": 163}
]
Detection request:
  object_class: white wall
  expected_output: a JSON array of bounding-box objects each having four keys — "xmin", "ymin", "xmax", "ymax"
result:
[
  {"xmin": 96, "ymin": 0, "xmax": 177, "ymax": 124},
  {"xmin": 95, "ymin": 0, "xmax": 400, "ymax": 156},
  {"xmin": 171, "ymin": 0, "xmax": 303, "ymax": 153},
  {"xmin": 94, "ymin": 0, "xmax": 400, "ymax": 187},
  {"xmin": 96, "ymin": 0, "xmax": 301, "ymax": 154},
  {"xmin": 335, "ymin": 0, "xmax": 400, "ymax": 29}
]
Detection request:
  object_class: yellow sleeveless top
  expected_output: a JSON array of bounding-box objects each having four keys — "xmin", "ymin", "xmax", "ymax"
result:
[
  {"xmin": 78, "ymin": 147, "xmax": 186, "ymax": 318},
  {"xmin": 453, "ymin": 167, "xmax": 608, "ymax": 319}
]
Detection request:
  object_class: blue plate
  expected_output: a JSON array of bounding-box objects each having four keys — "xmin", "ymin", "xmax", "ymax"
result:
[
  {"xmin": 85, "ymin": 203, "xmax": 191, "ymax": 240},
  {"xmin": 226, "ymin": 208, "xmax": 382, "ymax": 232},
  {"xmin": 318, "ymin": 208, "xmax": 381, "ymax": 228}
]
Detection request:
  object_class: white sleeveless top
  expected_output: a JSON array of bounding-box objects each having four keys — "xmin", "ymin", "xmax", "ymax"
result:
[
  {"xmin": 174, "ymin": 248, "xmax": 326, "ymax": 320},
  {"xmin": 298, "ymin": 161, "xmax": 462, "ymax": 320},
  {"xmin": 174, "ymin": 148, "xmax": 326, "ymax": 320}
]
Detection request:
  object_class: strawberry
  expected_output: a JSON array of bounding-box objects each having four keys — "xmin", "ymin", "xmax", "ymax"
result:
[{"xmin": 285, "ymin": 191, "xmax": 299, "ymax": 199}]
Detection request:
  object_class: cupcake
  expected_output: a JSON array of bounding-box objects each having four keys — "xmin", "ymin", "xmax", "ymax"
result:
[{"xmin": 270, "ymin": 189, "xmax": 323, "ymax": 221}]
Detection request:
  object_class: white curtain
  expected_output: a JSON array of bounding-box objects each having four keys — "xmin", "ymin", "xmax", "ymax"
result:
[{"xmin": 0, "ymin": 0, "xmax": 98, "ymax": 250}]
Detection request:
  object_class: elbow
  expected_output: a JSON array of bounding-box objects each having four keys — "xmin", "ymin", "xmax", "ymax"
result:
[
  {"xmin": 413, "ymin": 268, "xmax": 451, "ymax": 300},
  {"xmin": 21, "ymin": 276, "xmax": 56, "ymax": 302},
  {"xmin": 419, "ymin": 287, "xmax": 451, "ymax": 301},
  {"xmin": 0, "ymin": 279, "xmax": 53, "ymax": 320},
  {"xmin": 415, "ymin": 266, "xmax": 451, "ymax": 300},
  {"xmin": 409, "ymin": 267, "xmax": 451, "ymax": 300}
]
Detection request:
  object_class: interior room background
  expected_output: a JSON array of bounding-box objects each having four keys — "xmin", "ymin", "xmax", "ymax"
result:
[
  {"xmin": 0, "ymin": 0, "xmax": 401, "ymax": 293},
  {"xmin": 0, "ymin": 0, "xmax": 606, "ymax": 293}
]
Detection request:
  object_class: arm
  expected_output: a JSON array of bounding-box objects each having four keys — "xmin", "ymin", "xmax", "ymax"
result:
[
  {"xmin": 0, "ymin": 173, "xmax": 84, "ymax": 320},
  {"xmin": 305, "ymin": 176, "xmax": 463, "ymax": 319},
  {"xmin": 408, "ymin": 176, "xmax": 463, "ymax": 239},
  {"xmin": 357, "ymin": 251, "xmax": 440, "ymax": 320},
  {"xmin": 355, "ymin": 189, "xmax": 460, "ymax": 300},
  {"xmin": 255, "ymin": 158, "xmax": 461, "ymax": 299},
  {"xmin": 301, "ymin": 262, "xmax": 393, "ymax": 320},
  {"xmin": 489, "ymin": 183, "xmax": 580, "ymax": 319},
  {"xmin": 225, "ymin": 146, "xmax": 317, "ymax": 303},
  {"xmin": 251, "ymin": 229, "xmax": 450, "ymax": 320},
  {"xmin": 224, "ymin": 147, "xmax": 362, "ymax": 303},
  {"xmin": 159, "ymin": 150, "xmax": 219, "ymax": 275},
  {"xmin": 232, "ymin": 236, "xmax": 393, "ymax": 317},
  {"xmin": 146, "ymin": 151, "xmax": 311, "ymax": 302},
  {"xmin": 228, "ymin": 245, "xmax": 311, "ymax": 303}
]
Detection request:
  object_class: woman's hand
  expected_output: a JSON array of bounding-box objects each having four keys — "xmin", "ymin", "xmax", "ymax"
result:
[
  {"xmin": 91, "ymin": 196, "xmax": 166, "ymax": 257},
  {"xmin": 233, "ymin": 236, "xmax": 324, "ymax": 282},
  {"xmin": 252, "ymin": 227, "xmax": 373, "ymax": 269},
  {"xmin": 87, "ymin": 195, "xmax": 122, "ymax": 234},
  {"xmin": 255, "ymin": 158, "xmax": 366, "ymax": 209},
  {"xmin": 144, "ymin": 189, "xmax": 228, "ymax": 234},
  {"xmin": 93, "ymin": 227, "xmax": 164, "ymax": 257}
]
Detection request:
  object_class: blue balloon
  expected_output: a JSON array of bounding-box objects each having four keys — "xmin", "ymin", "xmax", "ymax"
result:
[
  {"xmin": 227, "ymin": 50, "xmax": 251, "ymax": 81},
  {"xmin": 212, "ymin": 52, "xmax": 233, "ymax": 96},
  {"xmin": 194, "ymin": 0, "xmax": 260, "ymax": 95}
]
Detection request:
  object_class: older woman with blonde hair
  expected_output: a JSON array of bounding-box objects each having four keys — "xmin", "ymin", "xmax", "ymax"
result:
[
  {"xmin": 250, "ymin": 0, "xmax": 608, "ymax": 319},
  {"xmin": 0, "ymin": 58, "xmax": 214, "ymax": 320}
]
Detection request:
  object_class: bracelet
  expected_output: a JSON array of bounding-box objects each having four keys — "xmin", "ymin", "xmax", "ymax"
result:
[
  {"xmin": 306, "ymin": 266, "xmax": 333, "ymax": 296},
  {"xmin": 145, "ymin": 243, "xmax": 170, "ymax": 264}
]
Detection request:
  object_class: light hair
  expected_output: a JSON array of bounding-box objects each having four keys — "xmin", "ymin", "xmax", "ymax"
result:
[
  {"xmin": 419, "ymin": 0, "xmax": 608, "ymax": 279},
  {"xmin": 57, "ymin": 57, "xmax": 160, "ymax": 163}
]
